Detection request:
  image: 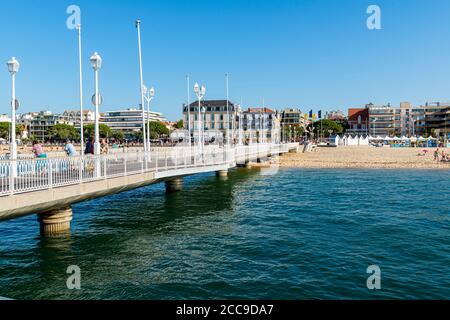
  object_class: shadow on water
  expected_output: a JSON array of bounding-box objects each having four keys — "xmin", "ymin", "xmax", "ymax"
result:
[{"xmin": 77, "ymin": 169, "xmax": 262, "ymax": 234}]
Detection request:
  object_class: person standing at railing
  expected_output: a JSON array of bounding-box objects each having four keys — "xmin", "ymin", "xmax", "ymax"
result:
[
  {"xmin": 100, "ymin": 139, "xmax": 109, "ymax": 155},
  {"xmin": 64, "ymin": 140, "xmax": 78, "ymax": 157},
  {"xmin": 32, "ymin": 140, "xmax": 47, "ymax": 159},
  {"xmin": 85, "ymin": 137, "xmax": 95, "ymax": 155}
]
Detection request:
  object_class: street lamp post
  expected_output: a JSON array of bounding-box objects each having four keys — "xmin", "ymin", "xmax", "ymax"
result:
[
  {"xmin": 143, "ymin": 86, "xmax": 155, "ymax": 152},
  {"xmin": 194, "ymin": 83, "xmax": 206, "ymax": 153},
  {"xmin": 225, "ymin": 74, "xmax": 230, "ymax": 146},
  {"xmin": 238, "ymin": 106, "xmax": 243, "ymax": 145},
  {"xmin": 186, "ymin": 75, "xmax": 191, "ymax": 148},
  {"xmin": 7, "ymin": 57, "xmax": 19, "ymax": 179},
  {"xmin": 90, "ymin": 52, "xmax": 102, "ymax": 155}
]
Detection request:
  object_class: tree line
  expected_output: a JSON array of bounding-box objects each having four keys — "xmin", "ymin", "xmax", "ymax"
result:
[{"xmin": 0, "ymin": 121, "xmax": 171, "ymax": 143}]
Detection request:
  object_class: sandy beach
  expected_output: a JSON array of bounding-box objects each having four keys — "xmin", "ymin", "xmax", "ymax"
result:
[{"xmin": 279, "ymin": 146, "xmax": 450, "ymax": 169}]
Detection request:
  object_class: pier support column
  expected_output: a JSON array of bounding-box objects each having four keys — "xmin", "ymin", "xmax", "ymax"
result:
[
  {"xmin": 165, "ymin": 178, "xmax": 183, "ymax": 193},
  {"xmin": 216, "ymin": 170, "xmax": 228, "ymax": 178},
  {"xmin": 38, "ymin": 206, "xmax": 73, "ymax": 236}
]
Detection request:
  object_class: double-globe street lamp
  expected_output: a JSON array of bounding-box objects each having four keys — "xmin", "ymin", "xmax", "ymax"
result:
[
  {"xmin": 143, "ymin": 85, "xmax": 155, "ymax": 152},
  {"xmin": 194, "ymin": 82, "xmax": 206, "ymax": 152},
  {"xmin": 90, "ymin": 52, "xmax": 102, "ymax": 156},
  {"xmin": 7, "ymin": 57, "xmax": 19, "ymax": 162},
  {"xmin": 7, "ymin": 57, "xmax": 19, "ymax": 179}
]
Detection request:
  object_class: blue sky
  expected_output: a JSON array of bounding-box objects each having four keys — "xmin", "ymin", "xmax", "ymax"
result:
[{"xmin": 1, "ymin": 0, "xmax": 450, "ymax": 120}]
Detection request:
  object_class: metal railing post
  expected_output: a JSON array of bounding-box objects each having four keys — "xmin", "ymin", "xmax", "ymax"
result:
[
  {"xmin": 48, "ymin": 159, "xmax": 53, "ymax": 188},
  {"xmin": 79, "ymin": 156, "xmax": 83, "ymax": 183},
  {"xmin": 103, "ymin": 156, "xmax": 107, "ymax": 179},
  {"xmin": 124, "ymin": 155, "xmax": 127, "ymax": 177},
  {"xmin": 9, "ymin": 161, "xmax": 14, "ymax": 195}
]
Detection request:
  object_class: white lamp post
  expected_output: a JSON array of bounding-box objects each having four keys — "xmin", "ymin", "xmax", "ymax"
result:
[
  {"xmin": 186, "ymin": 75, "xmax": 191, "ymax": 147},
  {"xmin": 238, "ymin": 105, "xmax": 243, "ymax": 145},
  {"xmin": 143, "ymin": 86, "xmax": 155, "ymax": 151},
  {"xmin": 194, "ymin": 82, "xmax": 206, "ymax": 153},
  {"xmin": 90, "ymin": 52, "xmax": 102, "ymax": 155},
  {"xmin": 7, "ymin": 57, "xmax": 19, "ymax": 165}
]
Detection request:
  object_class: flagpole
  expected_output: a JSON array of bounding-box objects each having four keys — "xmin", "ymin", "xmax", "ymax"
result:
[
  {"xmin": 187, "ymin": 75, "xmax": 191, "ymax": 148},
  {"xmin": 226, "ymin": 73, "xmax": 230, "ymax": 146},
  {"xmin": 76, "ymin": 24, "xmax": 84, "ymax": 154},
  {"xmin": 136, "ymin": 20, "xmax": 148, "ymax": 155}
]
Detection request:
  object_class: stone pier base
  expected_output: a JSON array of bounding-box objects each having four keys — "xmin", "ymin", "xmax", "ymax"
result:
[
  {"xmin": 245, "ymin": 162, "xmax": 253, "ymax": 169},
  {"xmin": 216, "ymin": 170, "xmax": 228, "ymax": 178},
  {"xmin": 38, "ymin": 206, "xmax": 73, "ymax": 236},
  {"xmin": 165, "ymin": 178, "xmax": 183, "ymax": 193}
]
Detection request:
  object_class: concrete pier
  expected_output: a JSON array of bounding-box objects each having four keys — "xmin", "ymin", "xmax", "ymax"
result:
[
  {"xmin": 38, "ymin": 206, "xmax": 73, "ymax": 236},
  {"xmin": 165, "ymin": 178, "xmax": 183, "ymax": 193},
  {"xmin": 216, "ymin": 170, "xmax": 228, "ymax": 178}
]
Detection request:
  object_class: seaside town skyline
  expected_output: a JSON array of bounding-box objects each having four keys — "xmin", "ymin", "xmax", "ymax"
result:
[
  {"xmin": 3, "ymin": 0, "xmax": 450, "ymax": 121},
  {"xmin": 1, "ymin": 0, "xmax": 449, "ymax": 309}
]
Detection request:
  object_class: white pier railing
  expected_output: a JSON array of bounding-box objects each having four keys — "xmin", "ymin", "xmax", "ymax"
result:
[{"xmin": 0, "ymin": 143, "xmax": 296, "ymax": 197}]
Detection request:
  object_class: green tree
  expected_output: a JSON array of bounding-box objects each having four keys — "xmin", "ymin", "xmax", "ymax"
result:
[
  {"xmin": 282, "ymin": 124, "xmax": 305, "ymax": 141},
  {"xmin": 132, "ymin": 130, "xmax": 143, "ymax": 141},
  {"xmin": 84, "ymin": 124, "xmax": 112, "ymax": 139},
  {"xmin": 149, "ymin": 121, "xmax": 170, "ymax": 138},
  {"xmin": 309, "ymin": 119, "xmax": 343, "ymax": 137},
  {"xmin": 46, "ymin": 124, "xmax": 80, "ymax": 142},
  {"xmin": 112, "ymin": 130, "xmax": 125, "ymax": 142},
  {"xmin": 174, "ymin": 120, "xmax": 184, "ymax": 129},
  {"xmin": 0, "ymin": 122, "xmax": 26, "ymax": 140}
]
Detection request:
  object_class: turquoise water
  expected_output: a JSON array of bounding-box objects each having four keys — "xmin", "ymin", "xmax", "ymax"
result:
[{"xmin": 0, "ymin": 168, "xmax": 449, "ymax": 300}]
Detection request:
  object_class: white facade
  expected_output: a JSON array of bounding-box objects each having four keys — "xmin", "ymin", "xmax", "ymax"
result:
[{"xmin": 101, "ymin": 108, "xmax": 166, "ymax": 134}]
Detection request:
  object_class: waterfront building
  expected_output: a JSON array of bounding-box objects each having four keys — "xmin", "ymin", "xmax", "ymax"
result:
[
  {"xmin": 398, "ymin": 102, "xmax": 427, "ymax": 137},
  {"xmin": 280, "ymin": 108, "xmax": 309, "ymax": 141},
  {"xmin": 352, "ymin": 102, "xmax": 426, "ymax": 137},
  {"xmin": 183, "ymin": 100, "xmax": 237, "ymax": 137},
  {"xmin": 367, "ymin": 103, "xmax": 402, "ymax": 137},
  {"xmin": 420, "ymin": 102, "xmax": 449, "ymax": 139},
  {"xmin": 63, "ymin": 110, "xmax": 96, "ymax": 125},
  {"xmin": 243, "ymin": 107, "xmax": 281, "ymax": 144},
  {"xmin": 326, "ymin": 110, "xmax": 346, "ymax": 122},
  {"xmin": 347, "ymin": 108, "xmax": 369, "ymax": 135},
  {"xmin": 0, "ymin": 114, "xmax": 11, "ymax": 123},
  {"xmin": 29, "ymin": 110, "xmax": 74, "ymax": 142},
  {"xmin": 100, "ymin": 108, "xmax": 166, "ymax": 136}
]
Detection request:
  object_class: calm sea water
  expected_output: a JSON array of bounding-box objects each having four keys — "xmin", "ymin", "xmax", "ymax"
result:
[{"xmin": 0, "ymin": 168, "xmax": 449, "ymax": 300}]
